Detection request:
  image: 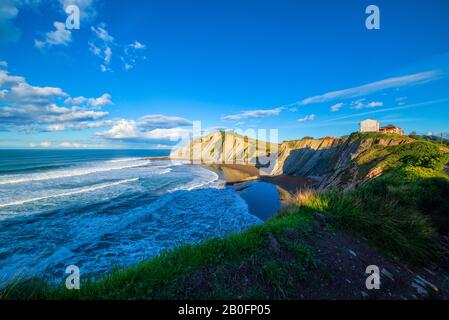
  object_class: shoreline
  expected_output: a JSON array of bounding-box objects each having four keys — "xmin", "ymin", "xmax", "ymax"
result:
[
  {"xmin": 144, "ymin": 157, "xmax": 319, "ymax": 194},
  {"xmin": 145, "ymin": 157, "xmax": 318, "ymax": 220},
  {"xmin": 205, "ymin": 163, "xmax": 318, "ymax": 195}
]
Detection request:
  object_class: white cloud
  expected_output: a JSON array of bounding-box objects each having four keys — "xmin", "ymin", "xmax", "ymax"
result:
[
  {"xmin": 33, "ymin": 1, "xmax": 97, "ymax": 49},
  {"xmin": 91, "ymin": 25, "xmax": 114, "ymax": 43},
  {"xmin": 1, "ymin": 65, "xmax": 190, "ymax": 146},
  {"xmin": 89, "ymin": 93, "xmax": 112, "ymax": 107},
  {"xmin": 330, "ymin": 102, "xmax": 344, "ymax": 112},
  {"xmin": 58, "ymin": 141, "xmax": 84, "ymax": 148},
  {"xmin": 35, "ymin": 21, "xmax": 72, "ymax": 48},
  {"xmin": 88, "ymin": 42, "xmax": 101, "ymax": 56},
  {"xmin": 0, "ymin": 69, "xmax": 67, "ymax": 107},
  {"xmin": 44, "ymin": 123, "xmax": 66, "ymax": 132},
  {"xmin": 98, "ymin": 119, "xmax": 138, "ymax": 139},
  {"xmin": 97, "ymin": 118, "xmax": 191, "ymax": 143},
  {"xmin": 104, "ymin": 46, "xmax": 112, "ymax": 64},
  {"xmin": 64, "ymin": 93, "xmax": 112, "ymax": 108},
  {"xmin": 89, "ymin": 25, "xmax": 147, "ymax": 72},
  {"xmin": 29, "ymin": 141, "xmax": 52, "ymax": 148},
  {"xmin": 30, "ymin": 140, "xmax": 101, "ymax": 149},
  {"xmin": 130, "ymin": 41, "xmax": 145, "ymax": 49},
  {"xmin": 42, "ymin": 120, "xmax": 113, "ymax": 132},
  {"xmin": 0, "ymin": 66, "xmax": 109, "ymax": 130},
  {"xmin": 121, "ymin": 40, "xmax": 147, "ymax": 71},
  {"xmin": 326, "ymin": 99, "xmax": 449, "ymax": 122},
  {"xmin": 137, "ymin": 114, "xmax": 192, "ymax": 129},
  {"xmin": 40, "ymin": 107, "xmax": 108, "ymax": 123},
  {"xmin": 351, "ymin": 99, "xmax": 383, "ymax": 110},
  {"xmin": 299, "ymin": 70, "xmax": 442, "ymax": 105},
  {"xmin": 222, "ymin": 107, "xmax": 283, "ymax": 121},
  {"xmin": 0, "ymin": 61, "xmax": 7, "ymax": 68},
  {"xmin": 90, "ymin": 24, "xmax": 114, "ymax": 72},
  {"xmin": 367, "ymin": 101, "xmax": 383, "ymax": 108},
  {"xmin": 297, "ymin": 114, "xmax": 316, "ymax": 122},
  {"xmin": 0, "ymin": 69, "xmax": 25, "ymax": 87}
]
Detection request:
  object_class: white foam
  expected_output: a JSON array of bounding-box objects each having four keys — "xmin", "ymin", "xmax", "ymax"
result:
[
  {"xmin": 105, "ymin": 158, "xmax": 142, "ymax": 163},
  {"xmin": 0, "ymin": 164, "xmax": 262, "ymax": 286},
  {"xmin": 0, "ymin": 160, "xmax": 149, "ymax": 185},
  {"xmin": 155, "ymin": 168, "xmax": 172, "ymax": 175},
  {"xmin": 0, "ymin": 178, "xmax": 139, "ymax": 208},
  {"xmin": 168, "ymin": 169, "xmax": 220, "ymax": 192}
]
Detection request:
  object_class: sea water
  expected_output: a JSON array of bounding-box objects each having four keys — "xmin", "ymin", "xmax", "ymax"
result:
[{"xmin": 0, "ymin": 150, "xmax": 261, "ymax": 286}]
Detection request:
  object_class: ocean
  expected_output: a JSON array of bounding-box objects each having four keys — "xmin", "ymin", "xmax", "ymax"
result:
[{"xmin": 0, "ymin": 149, "xmax": 262, "ymax": 286}]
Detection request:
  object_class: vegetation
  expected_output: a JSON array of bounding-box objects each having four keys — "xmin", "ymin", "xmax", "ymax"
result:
[
  {"xmin": 2, "ymin": 135, "xmax": 449, "ymax": 300},
  {"xmin": 2, "ymin": 212, "xmax": 320, "ymax": 300},
  {"xmin": 409, "ymin": 134, "xmax": 449, "ymax": 147}
]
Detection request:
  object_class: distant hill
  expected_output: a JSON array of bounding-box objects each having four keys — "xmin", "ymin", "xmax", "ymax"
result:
[{"xmin": 412, "ymin": 134, "xmax": 449, "ymax": 146}]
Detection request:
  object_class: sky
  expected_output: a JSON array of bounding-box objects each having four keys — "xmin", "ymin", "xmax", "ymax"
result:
[{"xmin": 0, "ymin": 0, "xmax": 448, "ymax": 149}]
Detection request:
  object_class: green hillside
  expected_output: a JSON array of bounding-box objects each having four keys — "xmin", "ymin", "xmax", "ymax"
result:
[{"xmin": 3, "ymin": 136, "xmax": 449, "ymax": 300}]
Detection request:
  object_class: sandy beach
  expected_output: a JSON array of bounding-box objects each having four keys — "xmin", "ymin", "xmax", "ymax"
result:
[{"xmin": 207, "ymin": 163, "xmax": 318, "ymax": 194}]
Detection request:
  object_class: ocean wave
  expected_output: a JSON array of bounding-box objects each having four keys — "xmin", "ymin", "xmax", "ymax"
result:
[
  {"xmin": 168, "ymin": 170, "xmax": 220, "ymax": 192},
  {"xmin": 0, "ymin": 166, "xmax": 261, "ymax": 286},
  {"xmin": 0, "ymin": 160, "xmax": 150, "ymax": 185},
  {"xmin": 155, "ymin": 168, "xmax": 172, "ymax": 175},
  {"xmin": 0, "ymin": 178, "xmax": 139, "ymax": 209},
  {"xmin": 61, "ymin": 188, "xmax": 261, "ymax": 279},
  {"xmin": 105, "ymin": 158, "xmax": 142, "ymax": 163}
]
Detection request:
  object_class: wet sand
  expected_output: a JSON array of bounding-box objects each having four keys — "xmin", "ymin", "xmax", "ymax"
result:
[
  {"xmin": 208, "ymin": 164, "xmax": 260, "ymax": 184},
  {"xmin": 144, "ymin": 156, "xmax": 171, "ymax": 161},
  {"xmin": 208, "ymin": 163, "xmax": 318, "ymax": 194}
]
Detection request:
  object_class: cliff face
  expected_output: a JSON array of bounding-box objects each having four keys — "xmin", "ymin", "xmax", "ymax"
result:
[
  {"xmin": 272, "ymin": 134, "xmax": 413, "ymax": 190},
  {"xmin": 170, "ymin": 131, "xmax": 278, "ymax": 171},
  {"xmin": 170, "ymin": 131, "xmax": 414, "ymax": 190}
]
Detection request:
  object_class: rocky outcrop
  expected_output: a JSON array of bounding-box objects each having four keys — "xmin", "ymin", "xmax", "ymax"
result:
[
  {"xmin": 170, "ymin": 131, "xmax": 279, "ymax": 172},
  {"xmin": 170, "ymin": 131, "xmax": 414, "ymax": 190},
  {"xmin": 272, "ymin": 134, "xmax": 413, "ymax": 190}
]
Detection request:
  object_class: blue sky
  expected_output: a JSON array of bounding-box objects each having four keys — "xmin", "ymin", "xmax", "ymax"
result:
[{"xmin": 0, "ymin": 0, "xmax": 448, "ymax": 149}]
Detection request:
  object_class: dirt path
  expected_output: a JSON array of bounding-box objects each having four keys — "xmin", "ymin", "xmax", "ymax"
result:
[
  {"xmin": 175, "ymin": 213, "xmax": 449, "ymax": 300},
  {"xmin": 299, "ymin": 216, "xmax": 449, "ymax": 300}
]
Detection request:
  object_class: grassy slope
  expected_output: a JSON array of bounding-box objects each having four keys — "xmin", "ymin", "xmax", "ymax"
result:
[
  {"xmin": 3, "ymin": 213, "xmax": 319, "ymax": 299},
  {"xmin": 2, "ymin": 135, "xmax": 449, "ymax": 300}
]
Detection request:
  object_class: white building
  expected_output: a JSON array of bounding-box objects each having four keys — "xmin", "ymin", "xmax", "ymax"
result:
[{"xmin": 359, "ymin": 119, "xmax": 380, "ymax": 133}]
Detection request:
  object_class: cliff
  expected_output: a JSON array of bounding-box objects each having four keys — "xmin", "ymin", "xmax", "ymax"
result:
[
  {"xmin": 272, "ymin": 133, "xmax": 414, "ymax": 190},
  {"xmin": 170, "ymin": 131, "xmax": 415, "ymax": 190},
  {"xmin": 170, "ymin": 131, "xmax": 279, "ymax": 171}
]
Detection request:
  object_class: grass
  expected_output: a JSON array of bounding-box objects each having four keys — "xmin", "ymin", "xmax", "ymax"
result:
[
  {"xmin": 286, "ymin": 139, "xmax": 449, "ymax": 265},
  {"xmin": 2, "ymin": 137, "xmax": 448, "ymax": 300},
  {"xmin": 2, "ymin": 212, "xmax": 319, "ymax": 300}
]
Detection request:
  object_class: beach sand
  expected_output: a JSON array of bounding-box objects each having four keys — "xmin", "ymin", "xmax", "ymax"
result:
[{"xmin": 208, "ymin": 163, "xmax": 318, "ymax": 194}]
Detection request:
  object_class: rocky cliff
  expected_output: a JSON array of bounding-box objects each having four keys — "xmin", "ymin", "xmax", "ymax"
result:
[
  {"xmin": 170, "ymin": 131, "xmax": 414, "ymax": 190},
  {"xmin": 170, "ymin": 131, "xmax": 279, "ymax": 171},
  {"xmin": 272, "ymin": 133, "xmax": 413, "ymax": 190}
]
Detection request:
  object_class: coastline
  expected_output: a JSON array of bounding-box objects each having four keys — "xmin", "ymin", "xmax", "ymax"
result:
[
  {"xmin": 144, "ymin": 157, "xmax": 317, "ymax": 220},
  {"xmin": 205, "ymin": 163, "xmax": 318, "ymax": 195},
  {"xmin": 204, "ymin": 163, "xmax": 318, "ymax": 221}
]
